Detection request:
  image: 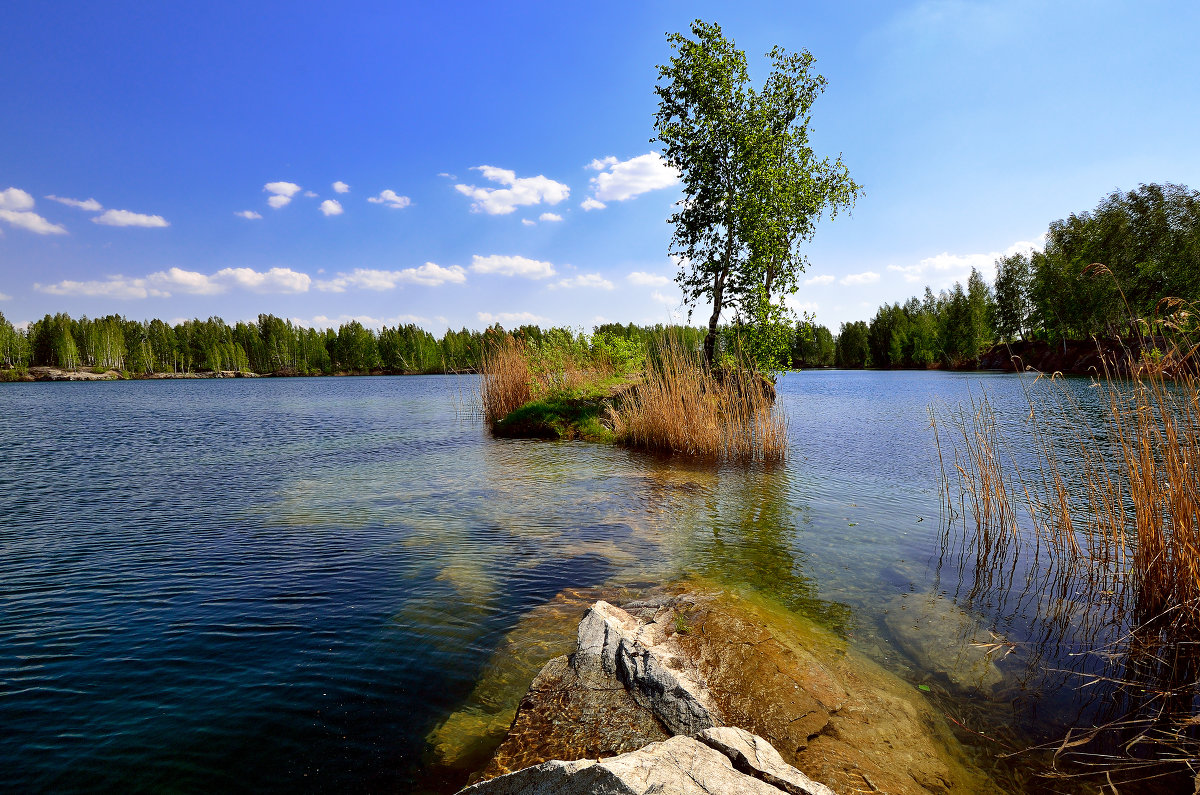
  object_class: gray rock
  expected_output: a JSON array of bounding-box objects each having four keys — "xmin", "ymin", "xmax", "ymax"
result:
[
  {"xmin": 883, "ymin": 593, "xmax": 1006, "ymax": 691},
  {"xmin": 576, "ymin": 601, "xmax": 719, "ymax": 737},
  {"xmin": 458, "ymin": 734, "xmax": 797, "ymax": 794},
  {"xmin": 698, "ymin": 727, "xmax": 836, "ymax": 795}
]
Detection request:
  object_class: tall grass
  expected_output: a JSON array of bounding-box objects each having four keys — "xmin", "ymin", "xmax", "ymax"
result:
[
  {"xmin": 935, "ymin": 296, "xmax": 1200, "ymax": 782},
  {"xmin": 479, "ymin": 335, "xmax": 532, "ymax": 425},
  {"xmin": 609, "ymin": 337, "xmax": 787, "ymax": 462}
]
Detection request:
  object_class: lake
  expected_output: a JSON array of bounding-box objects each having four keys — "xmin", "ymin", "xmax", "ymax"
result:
[{"xmin": 0, "ymin": 372, "xmax": 1140, "ymax": 792}]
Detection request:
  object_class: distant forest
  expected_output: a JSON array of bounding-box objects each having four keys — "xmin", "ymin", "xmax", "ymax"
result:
[
  {"xmin": 797, "ymin": 183, "xmax": 1200, "ymax": 369},
  {"xmin": 3, "ymin": 183, "xmax": 1196, "ymax": 376}
]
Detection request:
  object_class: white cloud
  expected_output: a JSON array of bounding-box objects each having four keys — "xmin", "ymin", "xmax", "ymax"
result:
[
  {"xmin": 234, "ymin": 210, "xmax": 262, "ymax": 220},
  {"xmin": 319, "ymin": 199, "xmax": 344, "ymax": 216},
  {"xmin": 0, "ymin": 292, "xmax": 10, "ymax": 301},
  {"xmin": 315, "ymin": 263, "xmax": 467, "ymax": 292},
  {"xmin": 0, "ymin": 188, "xmax": 68, "ymax": 235},
  {"xmin": 293, "ymin": 313, "xmax": 431, "ymax": 330},
  {"xmin": 627, "ymin": 271, "xmax": 670, "ymax": 287},
  {"xmin": 804, "ymin": 274, "xmax": 835, "ymax": 286},
  {"xmin": 46, "ymin": 195, "xmax": 103, "ymax": 212},
  {"xmin": 367, "ymin": 189, "xmax": 412, "ymax": 209},
  {"xmin": 521, "ymin": 218, "xmax": 536, "ymax": 227},
  {"xmin": 785, "ymin": 296, "xmax": 819, "ymax": 314},
  {"xmin": 470, "ymin": 254, "xmax": 556, "ymax": 279},
  {"xmin": 886, "ymin": 237, "xmax": 1043, "ymax": 286},
  {"xmin": 93, "ymin": 209, "xmax": 169, "ymax": 228},
  {"xmin": 580, "ymin": 197, "xmax": 606, "ymax": 211},
  {"xmin": 455, "ymin": 166, "xmax": 569, "ymax": 215},
  {"xmin": 539, "ymin": 212, "xmax": 563, "ymax": 222},
  {"xmin": 264, "ymin": 181, "xmax": 302, "ymax": 208},
  {"xmin": 552, "ymin": 273, "xmax": 614, "ymax": 290},
  {"xmin": 151, "ymin": 267, "xmax": 225, "ymax": 295},
  {"xmin": 651, "ymin": 290, "xmax": 678, "ymax": 305},
  {"xmin": 37, "ymin": 266, "xmax": 317, "ymax": 299},
  {"xmin": 840, "ymin": 271, "xmax": 880, "ymax": 286},
  {"xmin": 304, "ymin": 190, "xmax": 318, "ymax": 198},
  {"xmin": 215, "ymin": 266, "xmax": 310, "ymax": 293},
  {"xmin": 587, "ymin": 152, "xmax": 680, "ymax": 202},
  {"xmin": 0, "ymin": 188, "xmax": 35, "ymax": 211},
  {"xmin": 0, "ymin": 209, "xmax": 67, "ymax": 235},
  {"xmin": 35, "ymin": 276, "xmax": 169, "ymax": 299},
  {"xmin": 332, "ymin": 181, "xmax": 350, "ymax": 194},
  {"xmin": 477, "ymin": 311, "xmax": 549, "ymax": 326}
]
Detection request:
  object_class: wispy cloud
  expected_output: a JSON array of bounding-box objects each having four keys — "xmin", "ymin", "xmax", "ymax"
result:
[
  {"xmin": 627, "ymin": 271, "xmax": 670, "ymax": 287},
  {"xmin": 580, "ymin": 197, "xmax": 606, "ymax": 211},
  {"xmin": 315, "ymin": 264, "xmax": 467, "ymax": 291},
  {"xmin": 477, "ymin": 311, "xmax": 549, "ymax": 326},
  {"xmin": 804, "ymin": 274, "xmax": 835, "ymax": 286},
  {"xmin": 840, "ymin": 271, "xmax": 880, "ymax": 286},
  {"xmin": 552, "ymin": 273, "xmax": 614, "ymax": 290},
  {"xmin": 886, "ymin": 237, "xmax": 1044, "ymax": 285},
  {"xmin": 264, "ymin": 181, "xmax": 302, "ymax": 208},
  {"xmin": 0, "ymin": 188, "xmax": 67, "ymax": 235},
  {"xmin": 0, "ymin": 209, "xmax": 67, "ymax": 235},
  {"xmin": 292, "ymin": 313, "xmax": 432, "ymax": 330},
  {"xmin": 93, "ymin": 209, "xmax": 169, "ymax": 228},
  {"xmin": 455, "ymin": 166, "xmax": 569, "ymax": 215},
  {"xmin": 45, "ymin": 195, "xmax": 102, "ymax": 212},
  {"xmin": 586, "ymin": 153, "xmax": 679, "ymax": 203},
  {"xmin": 470, "ymin": 254, "xmax": 556, "ymax": 279},
  {"xmin": 234, "ymin": 210, "xmax": 263, "ymax": 220},
  {"xmin": 35, "ymin": 266, "xmax": 312, "ymax": 298},
  {"xmin": 367, "ymin": 189, "xmax": 412, "ymax": 209}
]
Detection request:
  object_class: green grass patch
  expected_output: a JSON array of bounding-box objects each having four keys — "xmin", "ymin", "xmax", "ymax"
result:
[{"xmin": 492, "ymin": 392, "xmax": 615, "ymax": 443}]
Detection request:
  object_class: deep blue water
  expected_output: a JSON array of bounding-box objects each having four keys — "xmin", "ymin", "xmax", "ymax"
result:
[{"xmin": 0, "ymin": 372, "xmax": 1112, "ymax": 792}]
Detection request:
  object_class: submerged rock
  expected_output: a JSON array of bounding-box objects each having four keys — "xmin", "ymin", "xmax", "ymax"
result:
[
  {"xmin": 465, "ymin": 585, "xmax": 997, "ymax": 794},
  {"xmin": 883, "ymin": 593, "xmax": 1006, "ymax": 692},
  {"xmin": 460, "ymin": 733, "xmax": 811, "ymax": 795}
]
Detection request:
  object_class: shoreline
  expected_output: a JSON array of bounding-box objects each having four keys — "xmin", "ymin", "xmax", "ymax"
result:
[{"xmin": 1, "ymin": 366, "xmax": 479, "ymax": 382}]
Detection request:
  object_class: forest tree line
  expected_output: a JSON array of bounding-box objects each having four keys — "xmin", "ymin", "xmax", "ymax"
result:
[
  {"xmin": 0, "ymin": 310, "xmax": 715, "ymax": 377},
  {"xmin": 4, "ymin": 183, "xmax": 1195, "ymax": 375},
  {"xmin": 794, "ymin": 182, "xmax": 1200, "ymax": 369}
]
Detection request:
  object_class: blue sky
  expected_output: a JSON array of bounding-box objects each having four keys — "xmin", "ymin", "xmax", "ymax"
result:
[{"xmin": 2, "ymin": 1, "xmax": 1198, "ymax": 333}]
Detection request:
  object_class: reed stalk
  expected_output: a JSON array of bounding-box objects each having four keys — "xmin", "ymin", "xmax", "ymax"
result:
[{"xmin": 609, "ymin": 337, "xmax": 787, "ymax": 462}]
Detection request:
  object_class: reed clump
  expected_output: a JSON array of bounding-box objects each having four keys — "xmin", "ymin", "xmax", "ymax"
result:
[
  {"xmin": 479, "ymin": 335, "xmax": 533, "ymax": 425},
  {"xmin": 935, "ymin": 296, "xmax": 1200, "ymax": 782},
  {"xmin": 609, "ymin": 338, "xmax": 787, "ymax": 462}
]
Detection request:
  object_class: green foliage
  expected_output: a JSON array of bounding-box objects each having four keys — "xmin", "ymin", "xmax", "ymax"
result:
[
  {"xmin": 791, "ymin": 322, "xmax": 835, "ymax": 368},
  {"xmin": 654, "ymin": 20, "xmax": 859, "ymax": 367},
  {"xmin": 835, "ymin": 321, "xmax": 869, "ymax": 368}
]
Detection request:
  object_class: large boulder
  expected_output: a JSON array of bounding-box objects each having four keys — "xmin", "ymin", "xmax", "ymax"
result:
[
  {"xmin": 459, "ymin": 733, "xmax": 820, "ymax": 795},
  {"xmin": 469, "ymin": 587, "xmax": 997, "ymax": 794}
]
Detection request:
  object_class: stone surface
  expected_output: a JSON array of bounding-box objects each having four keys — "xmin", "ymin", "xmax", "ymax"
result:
[
  {"xmin": 471, "ymin": 586, "xmax": 997, "ymax": 794},
  {"xmin": 883, "ymin": 593, "xmax": 1006, "ymax": 692},
  {"xmin": 698, "ymin": 726, "xmax": 835, "ymax": 795},
  {"xmin": 576, "ymin": 600, "xmax": 719, "ymax": 737},
  {"xmin": 460, "ymin": 734, "xmax": 794, "ymax": 795}
]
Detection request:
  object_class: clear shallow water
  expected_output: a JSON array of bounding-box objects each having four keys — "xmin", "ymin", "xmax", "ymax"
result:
[{"xmin": 0, "ymin": 372, "xmax": 1115, "ymax": 792}]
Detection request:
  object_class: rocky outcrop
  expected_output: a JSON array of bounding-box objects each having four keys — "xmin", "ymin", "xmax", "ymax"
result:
[
  {"xmin": 460, "ymin": 733, "xmax": 824, "ymax": 795},
  {"xmin": 697, "ymin": 727, "xmax": 834, "ymax": 795},
  {"xmin": 464, "ymin": 587, "xmax": 997, "ymax": 794}
]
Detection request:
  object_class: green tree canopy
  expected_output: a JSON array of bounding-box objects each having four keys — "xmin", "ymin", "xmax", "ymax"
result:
[{"xmin": 654, "ymin": 20, "xmax": 860, "ymax": 368}]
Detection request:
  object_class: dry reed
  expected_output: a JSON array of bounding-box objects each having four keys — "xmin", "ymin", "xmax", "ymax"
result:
[
  {"xmin": 610, "ymin": 337, "xmax": 787, "ymax": 462},
  {"xmin": 479, "ymin": 335, "xmax": 532, "ymax": 425},
  {"xmin": 935, "ymin": 296, "xmax": 1200, "ymax": 782}
]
